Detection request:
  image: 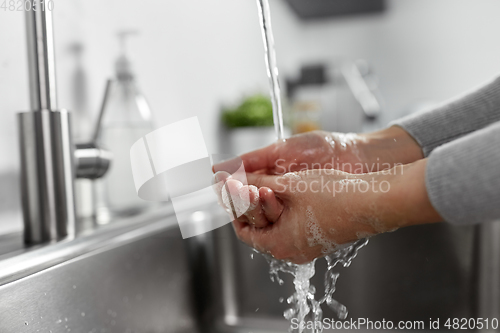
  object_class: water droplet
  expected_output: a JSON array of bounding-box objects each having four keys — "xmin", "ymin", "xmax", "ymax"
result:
[
  {"xmin": 24, "ymin": 322, "xmax": 28, "ymax": 325},
  {"xmin": 283, "ymin": 308, "xmax": 295, "ymax": 320},
  {"xmin": 81, "ymin": 312, "xmax": 85, "ymax": 317},
  {"xmin": 250, "ymin": 253, "xmax": 254, "ymax": 259},
  {"xmin": 72, "ymin": 285, "xmax": 76, "ymax": 289},
  {"xmin": 254, "ymin": 308, "xmax": 259, "ymax": 312},
  {"xmin": 278, "ymin": 297, "xmax": 284, "ymax": 303}
]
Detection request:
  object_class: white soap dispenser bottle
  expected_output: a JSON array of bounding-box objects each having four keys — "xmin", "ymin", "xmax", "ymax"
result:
[{"xmin": 95, "ymin": 30, "xmax": 155, "ymax": 223}]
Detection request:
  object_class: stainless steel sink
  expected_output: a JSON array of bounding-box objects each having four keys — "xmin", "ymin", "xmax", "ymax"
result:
[
  {"xmin": 0, "ymin": 204, "xmax": 498, "ymax": 332},
  {"xmin": 190, "ymin": 209, "xmax": 500, "ymax": 333},
  {"xmin": 0, "ymin": 205, "xmax": 197, "ymax": 333}
]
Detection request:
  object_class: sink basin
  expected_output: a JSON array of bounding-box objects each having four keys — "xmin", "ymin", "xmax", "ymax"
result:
[
  {"xmin": 0, "ymin": 203, "xmax": 498, "ymax": 332},
  {"xmin": 191, "ymin": 210, "xmax": 500, "ymax": 333}
]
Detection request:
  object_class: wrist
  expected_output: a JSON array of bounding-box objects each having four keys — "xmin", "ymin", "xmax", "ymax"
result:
[
  {"xmin": 376, "ymin": 159, "xmax": 442, "ymax": 231},
  {"xmin": 360, "ymin": 126, "xmax": 424, "ymax": 171}
]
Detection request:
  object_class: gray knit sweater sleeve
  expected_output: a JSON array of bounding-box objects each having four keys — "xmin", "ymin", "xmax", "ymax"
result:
[
  {"xmin": 392, "ymin": 76, "xmax": 500, "ymax": 156},
  {"xmin": 391, "ymin": 76, "xmax": 500, "ymax": 225},
  {"xmin": 426, "ymin": 121, "xmax": 500, "ymax": 225}
]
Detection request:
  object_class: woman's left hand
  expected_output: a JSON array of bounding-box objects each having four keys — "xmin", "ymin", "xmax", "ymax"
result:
[{"xmin": 215, "ymin": 159, "xmax": 442, "ymax": 264}]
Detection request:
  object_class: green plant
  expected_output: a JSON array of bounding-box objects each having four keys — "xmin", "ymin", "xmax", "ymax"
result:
[{"xmin": 222, "ymin": 95, "xmax": 274, "ymax": 128}]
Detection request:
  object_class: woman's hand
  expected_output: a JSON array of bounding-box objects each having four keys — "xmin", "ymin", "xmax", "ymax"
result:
[
  {"xmin": 217, "ymin": 159, "xmax": 442, "ymax": 265},
  {"xmin": 214, "ymin": 127, "xmax": 424, "ymax": 176}
]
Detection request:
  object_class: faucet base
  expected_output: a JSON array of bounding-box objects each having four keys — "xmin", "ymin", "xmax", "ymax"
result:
[{"xmin": 18, "ymin": 110, "xmax": 76, "ymax": 244}]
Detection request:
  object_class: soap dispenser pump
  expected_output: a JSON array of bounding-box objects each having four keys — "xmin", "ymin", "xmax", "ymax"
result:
[{"xmin": 94, "ymin": 30, "xmax": 155, "ymax": 223}]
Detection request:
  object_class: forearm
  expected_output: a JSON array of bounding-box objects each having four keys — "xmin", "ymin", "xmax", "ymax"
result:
[
  {"xmin": 357, "ymin": 126, "xmax": 424, "ymax": 171},
  {"xmin": 386, "ymin": 159, "xmax": 442, "ymax": 228},
  {"xmin": 359, "ymin": 159, "xmax": 442, "ymax": 234},
  {"xmin": 350, "ymin": 121, "xmax": 500, "ymax": 234},
  {"xmin": 375, "ymin": 118, "xmax": 500, "ymax": 228}
]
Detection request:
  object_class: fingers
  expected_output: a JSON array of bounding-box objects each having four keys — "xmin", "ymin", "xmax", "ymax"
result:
[
  {"xmin": 212, "ymin": 171, "xmax": 231, "ymax": 208},
  {"xmin": 213, "ymin": 143, "xmax": 277, "ymax": 174},
  {"xmin": 226, "ymin": 184, "xmax": 288, "ymax": 260},
  {"xmin": 232, "ymin": 219, "xmax": 275, "ymax": 254},
  {"xmin": 260, "ymin": 187, "xmax": 284, "ymax": 222},
  {"xmin": 214, "ymin": 170, "xmax": 286, "ymax": 230},
  {"xmin": 240, "ymin": 185, "xmax": 270, "ymax": 228},
  {"xmin": 222, "ymin": 179, "xmax": 248, "ymax": 218},
  {"xmin": 233, "ymin": 173, "xmax": 286, "ymax": 225},
  {"xmin": 238, "ymin": 184, "xmax": 284, "ymax": 227},
  {"xmin": 246, "ymin": 172, "xmax": 285, "ymax": 192},
  {"xmin": 225, "ymin": 180, "xmax": 281, "ymax": 228},
  {"xmin": 213, "ymin": 171, "xmax": 230, "ymax": 189},
  {"xmin": 239, "ymin": 144, "xmax": 275, "ymax": 173},
  {"xmin": 213, "ymin": 157, "xmax": 243, "ymax": 175}
]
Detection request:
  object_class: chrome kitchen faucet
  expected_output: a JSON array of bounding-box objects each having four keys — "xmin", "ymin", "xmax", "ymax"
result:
[{"xmin": 19, "ymin": 1, "xmax": 110, "ymax": 244}]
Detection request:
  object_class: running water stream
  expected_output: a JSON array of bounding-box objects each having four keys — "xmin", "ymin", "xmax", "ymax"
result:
[
  {"xmin": 264, "ymin": 239, "xmax": 368, "ymax": 332},
  {"xmin": 256, "ymin": 0, "xmax": 285, "ymax": 141},
  {"xmin": 255, "ymin": 1, "xmax": 369, "ymax": 332}
]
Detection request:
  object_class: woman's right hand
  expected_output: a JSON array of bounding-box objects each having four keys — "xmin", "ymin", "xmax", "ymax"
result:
[{"xmin": 214, "ymin": 127, "xmax": 424, "ymax": 177}]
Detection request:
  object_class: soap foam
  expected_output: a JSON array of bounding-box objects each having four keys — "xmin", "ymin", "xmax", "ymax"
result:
[
  {"xmin": 338, "ymin": 178, "xmax": 370, "ymax": 193},
  {"xmin": 283, "ymin": 172, "xmax": 302, "ymax": 181},
  {"xmin": 221, "ymin": 182, "xmax": 254, "ymax": 218},
  {"xmin": 356, "ymin": 231, "xmax": 375, "ymax": 239},
  {"xmin": 221, "ymin": 184, "xmax": 232, "ymax": 214},
  {"xmin": 306, "ymin": 206, "xmax": 337, "ymax": 255},
  {"xmin": 339, "ymin": 178, "xmax": 364, "ymax": 185},
  {"xmin": 246, "ymin": 185, "xmax": 260, "ymax": 211}
]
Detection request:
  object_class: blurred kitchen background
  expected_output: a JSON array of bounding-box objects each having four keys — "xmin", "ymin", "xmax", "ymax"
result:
[
  {"xmin": 2, "ymin": 0, "xmax": 500, "ymax": 231},
  {"xmin": 3, "ymin": 0, "xmax": 500, "ymax": 163},
  {"xmin": 1, "ymin": 1, "xmax": 500, "ymax": 331}
]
